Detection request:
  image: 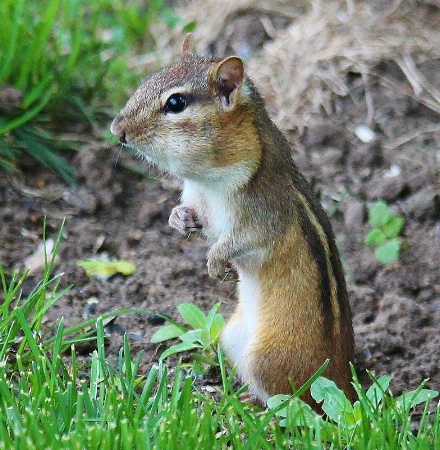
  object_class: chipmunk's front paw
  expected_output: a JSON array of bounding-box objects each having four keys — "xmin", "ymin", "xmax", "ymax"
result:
[{"xmin": 169, "ymin": 205, "xmax": 202, "ymax": 236}]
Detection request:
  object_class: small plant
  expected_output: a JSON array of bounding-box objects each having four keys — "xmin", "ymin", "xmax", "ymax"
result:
[
  {"xmin": 151, "ymin": 302, "xmax": 225, "ymax": 374},
  {"xmin": 2, "ymin": 236, "xmax": 440, "ymax": 448},
  {"xmin": 365, "ymin": 200, "xmax": 405, "ymax": 264},
  {"xmin": 268, "ymin": 369, "xmax": 439, "ymax": 448}
]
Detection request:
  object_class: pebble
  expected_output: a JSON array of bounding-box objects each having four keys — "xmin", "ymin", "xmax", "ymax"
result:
[
  {"xmin": 355, "ymin": 124, "xmax": 376, "ymax": 143},
  {"xmin": 83, "ymin": 297, "xmax": 99, "ymax": 318}
]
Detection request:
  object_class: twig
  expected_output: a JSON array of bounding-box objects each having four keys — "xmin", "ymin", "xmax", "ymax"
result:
[
  {"xmin": 384, "ymin": 124, "xmax": 440, "ymax": 150},
  {"xmin": 361, "ymin": 70, "xmax": 375, "ymax": 126},
  {"xmin": 373, "ymin": 72, "xmax": 440, "ymax": 115}
]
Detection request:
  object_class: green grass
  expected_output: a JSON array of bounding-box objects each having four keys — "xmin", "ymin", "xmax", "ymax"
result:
[
  {"xmin": 1, "ymin": 230, "xmax": 439, "ymax": 448},
  {"xmin": 0, "ymin": 0, "xmax": 184, "ymax": 182}
]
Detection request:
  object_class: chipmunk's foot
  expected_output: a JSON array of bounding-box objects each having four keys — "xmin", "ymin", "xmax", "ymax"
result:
[
  {"xmin": 207, "ymin": 254, "xmax": 226, "ymax": 280},
  {"xmin": 224, "ymin": 261, "xmax": 239, "ymax": 281},
  {"xmin": 169, "ymin": 205, "xmax": 202, "ymax": 236},
  {"xmin": 207, "ymin": 254, "xmax": 238, "ymax": 281},
  {"xmin": 239, "ymin": 391, "xmax": 264, "ymax": 408}
]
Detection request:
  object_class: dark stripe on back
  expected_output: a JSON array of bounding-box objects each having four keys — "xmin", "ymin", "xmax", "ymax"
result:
[
  {"xmin": 301, "ymin": 185, "xmax": 348, "ymax": 315},
  {"xmin": 294, "ymin": 200, "xmax": 334, "ymax": 339}
]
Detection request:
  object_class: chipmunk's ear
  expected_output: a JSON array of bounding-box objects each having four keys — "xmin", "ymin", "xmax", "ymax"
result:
[
  {"xmin": 181, "ymin": 33, "xmax": 197, "ymax": 57},
  {"xmin": 209, "ymin": 56, "xmax": 244, "ymax": 109}
]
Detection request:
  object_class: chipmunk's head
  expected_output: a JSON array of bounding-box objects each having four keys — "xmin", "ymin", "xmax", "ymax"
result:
[{"xmin": 111, "ymin": 34, "xmax": 261, "ymax": 188}]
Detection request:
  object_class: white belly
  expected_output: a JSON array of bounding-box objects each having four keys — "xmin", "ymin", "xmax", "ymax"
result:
[
  {"xmin": 221, "ymin": 271, "xmax": 260, "ymax": 375},
  {"xmin": 181, "ymin": 180, "xmax": 233, "ymax": 240}
]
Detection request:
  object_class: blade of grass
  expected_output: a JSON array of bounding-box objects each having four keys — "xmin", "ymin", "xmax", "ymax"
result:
[
  {"xmin": 0, "ymin": 89, "xmax": 52, "ymax": 135},
  {"xmin": 0, "ymin": 0, "xmax": 25, "ymax": 82},
  {"xmin": 14, "ymin": 309, "xmax": 43, "ymax": 360},
  {"xmin": 14, "ymin": 127, "xmax": 75, "ymax": 183},
  {"xmin": 16, "ymin": 0, "xmax": 62, "ymax": 90}
]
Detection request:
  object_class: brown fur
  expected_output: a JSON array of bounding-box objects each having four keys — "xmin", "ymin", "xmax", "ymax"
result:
[{"xmin": 111, "ymin": 35, "xmax": 355, "ymax": 410}]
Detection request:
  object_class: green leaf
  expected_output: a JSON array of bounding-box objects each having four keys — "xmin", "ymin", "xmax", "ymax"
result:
[
  {"xmin": 382, "ymin": 216, "xmax": 404, "ymax": 238},
  {"xmin": 267, "ymin": 394, "xmax": 292, "ymax": 414},
  {"xmin": 209, "ymin": 314, "xmax": 225, "ymax": 341},
  {"xmin": 311, "ymin": 377, "xmax": 355, "ymax": 426},
  {"xmin": 151, "ymin": 324, "xmax": 183, "ymax": 343},
  {"xmin": 199, "ymin": 330, "xmax": 212, "ymax": 347},
  {"xmin": 396, "ymin": 389, "xmax": 438, "ymax": 410},
  {"xmin": 269, "ymin": 396, "xmax": 320, "ymax": 426},
  {"xmin": 205, "ymin": 302, "xmax": 221, "ymax": 330},
  {"xmin": 182, "ymin": 21, "xmax": 197, "ymax": 33},
  {"xmin": 352, "ymin": 401, "xmax": 363, "ymax": 422},
  {"xmin": 177, "ymin": 303, "xmax": 207, "ymax": 329},
  {"xmin": 191, "ymin": 360, "xmax": 205, "ymax": 375},
  {"xmin": 190, "ymin": 353, "xmax": 218, "ymax": 367},
  {"xmin": 180, "ymin": 329, "xmax": 203, "ymax": 345},
  {"xmin": 366, "ymin": 374, "xmax": 392, "ymax": 410},
  {"xmin": 365, "ymin": 229, "xmax": 386, "ymax": 246},
  {"xmin": 112, "ymin": 260, "xmax": 137, "ymax": 275},
  {"xmin": 374, "ymin": 239, "xmax": 400, "ymax": 264},
  {"xmin": 368, "ymin": 201, "xmax": 391, "ymax": 228},
  {"xmin": 159, "ymin": 341, "xmax": 202, "ymax": 361},
  {"xmin": 77, "ymin": 259, "xmax": 137, "ymax": 279}
]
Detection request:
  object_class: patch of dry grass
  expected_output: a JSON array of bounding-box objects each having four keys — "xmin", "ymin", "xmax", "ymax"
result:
[{"xmin": 173, "ymin": 0, "xmax": 440, "ymax": 135}]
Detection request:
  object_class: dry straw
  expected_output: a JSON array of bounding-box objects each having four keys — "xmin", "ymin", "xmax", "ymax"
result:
[{"xmin": 177, "ymin": 0, "xmax": 440, "ymax": 133}]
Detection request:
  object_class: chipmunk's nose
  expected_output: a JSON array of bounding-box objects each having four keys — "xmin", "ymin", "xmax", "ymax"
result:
[{"xmin": 111, "ymin": 114, "xmax": 127, "ymax": 144}]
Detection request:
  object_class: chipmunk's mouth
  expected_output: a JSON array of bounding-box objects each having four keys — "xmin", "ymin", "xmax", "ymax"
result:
[
  {"xmin": 132, "ymin": 141, "xmax": 181, "ymax": 176},
  {"xmin": 113, "ymin": 130, "xmax": 158, "ymax": 163}
]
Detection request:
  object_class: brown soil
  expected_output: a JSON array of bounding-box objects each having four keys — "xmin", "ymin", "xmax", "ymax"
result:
[{"xmin": 1, "ymin": 1, "xmax": 439, "ymax": 398}]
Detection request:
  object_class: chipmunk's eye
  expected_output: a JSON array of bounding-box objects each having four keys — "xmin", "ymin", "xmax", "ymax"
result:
[{"xmin": 164, "ymin": 93, "xmax": 187, "ymax": 113}]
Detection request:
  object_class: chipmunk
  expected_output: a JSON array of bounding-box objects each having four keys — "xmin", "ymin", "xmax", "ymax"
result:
[{"xmin": 111, "ymin": 34, "xmax": 355, "ymax": 409}]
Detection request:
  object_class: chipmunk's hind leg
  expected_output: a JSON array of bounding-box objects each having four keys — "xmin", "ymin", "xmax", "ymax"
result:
[
  {"xmin": 221, "ymin": 305, "xmax": 269, "ymax": 406},
  {"xmin": 221, "ymin": 303, "xmax": 247, "ymax": 367}
]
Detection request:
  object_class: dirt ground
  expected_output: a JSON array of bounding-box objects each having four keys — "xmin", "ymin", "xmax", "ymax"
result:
[{"xmin": 1, "ymin": 1, "xmax": 439, "ymax": 399}]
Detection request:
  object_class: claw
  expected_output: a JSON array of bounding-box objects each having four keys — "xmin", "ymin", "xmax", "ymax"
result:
[{"xmin": 169, "ymin": 206, "xmax": 202, "ymax": 235}]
